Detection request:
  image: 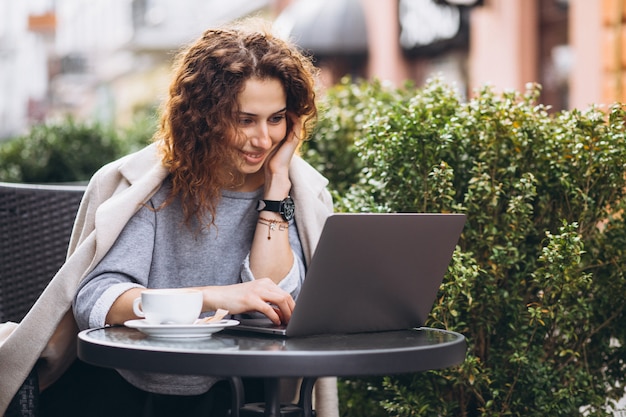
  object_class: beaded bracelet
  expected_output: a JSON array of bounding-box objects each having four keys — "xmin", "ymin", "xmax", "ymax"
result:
[{"xmin": 258, "ymin": 216, "xmax": 289, "ymax": 240}]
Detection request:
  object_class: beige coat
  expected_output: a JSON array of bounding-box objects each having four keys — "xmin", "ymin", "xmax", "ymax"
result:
[{"xmin": 0, "ymin": 143, "xmax": 338, "ymax": 417}]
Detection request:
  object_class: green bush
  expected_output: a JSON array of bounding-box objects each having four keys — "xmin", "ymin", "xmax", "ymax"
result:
[
  {"xmin": 309, "ymin": 77, "xmax": 626, "ymax": 416},
  {"xmin": 0, "ymin": 116, "xmax": 153, "ymax": 183},
  {"xmin": 303, "ymin": 77, "xmax": 412, "ymax": 198}
]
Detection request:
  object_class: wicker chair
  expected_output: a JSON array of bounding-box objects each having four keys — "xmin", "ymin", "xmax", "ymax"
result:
[
  {"xmin": 0, "ymin": 181, "xmax": 86, "ymax": 417},
  {"xmin": 1, "ymin": 181, "xmax": 248, "ymax": 416}
]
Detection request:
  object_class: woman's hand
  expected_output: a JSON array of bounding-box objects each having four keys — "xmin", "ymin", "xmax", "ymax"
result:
[
  {"xmin": 201, "ymin": 278, "xmax": 295, "ymax": 325},
  {"xmin": 251, "ymin": 113, "xmax": 299, "ymax": 283},
  {"xmin": 264, "ymin": 113, "xmax": 301, "ymax": 193}
]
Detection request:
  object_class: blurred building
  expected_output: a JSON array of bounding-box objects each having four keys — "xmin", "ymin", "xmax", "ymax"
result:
[
  {"xmin": 0, "ymin": 0, "xmax": 271, "ymax": 139},
  {"xmin": 0, "ymin": 1, "xmax": 52, "ymax": 138},
  {"xmin": 276, "ymin": 0, "xmax": 600, "ymax": 112},
  {"xmin": 0, "ymin": 0, "xmax": 621, "ymax": 139}
]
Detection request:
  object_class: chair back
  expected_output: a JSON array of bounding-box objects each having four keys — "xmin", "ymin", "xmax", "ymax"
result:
[{"xmin": 0, "ymin": 182, "xmax": 86, "ymax": 323}]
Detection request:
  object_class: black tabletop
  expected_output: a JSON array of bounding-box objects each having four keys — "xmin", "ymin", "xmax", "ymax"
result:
[{"xmin": 78, "ymin": 326, "xmax": 466, "ymax": 378}]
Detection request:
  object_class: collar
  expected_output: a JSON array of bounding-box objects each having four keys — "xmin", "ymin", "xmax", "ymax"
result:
[{"xmin": 117, "ymin": 142, "xmax": 165, "ymax": 185}]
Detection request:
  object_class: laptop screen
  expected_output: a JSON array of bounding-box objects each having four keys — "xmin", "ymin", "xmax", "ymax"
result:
[{"xmin": 232, "ymin": 213, "xmax": 466, "ymax": 337}]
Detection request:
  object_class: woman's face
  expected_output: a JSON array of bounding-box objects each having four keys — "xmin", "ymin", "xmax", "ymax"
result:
[{"xmin": 231, "ymin": 77, "xmax": 288, "ymax": 188}]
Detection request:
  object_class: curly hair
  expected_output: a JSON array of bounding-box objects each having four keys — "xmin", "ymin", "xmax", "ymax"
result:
[{"xmin": 154, "ymin": 18, "xmax": 319, "ymax": 229}]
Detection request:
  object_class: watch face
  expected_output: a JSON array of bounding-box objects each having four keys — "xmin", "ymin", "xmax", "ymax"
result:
[{"xmin": 281, "ymin": 197, "xmax": 295, "ymax": 221}]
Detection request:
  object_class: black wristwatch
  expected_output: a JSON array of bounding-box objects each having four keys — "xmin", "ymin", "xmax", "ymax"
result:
[{"xmin": 257, "ymin": 196, "xmax": 295, "ymax": 221}]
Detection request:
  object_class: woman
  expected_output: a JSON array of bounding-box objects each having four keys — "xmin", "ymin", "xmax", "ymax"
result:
[{"xmin": 65, "ymin": 18, "xmax": 335, "ymax": 416}]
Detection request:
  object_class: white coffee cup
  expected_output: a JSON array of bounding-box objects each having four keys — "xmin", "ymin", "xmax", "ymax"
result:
[{"xmin": 132, "ymin": 288, "xmax": 203, "ymax": 325}]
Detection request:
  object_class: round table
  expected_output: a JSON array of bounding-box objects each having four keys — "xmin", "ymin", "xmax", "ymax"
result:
[{"xmin": 78, "ymin": 326, "xmax": 466, "ymax": 416}]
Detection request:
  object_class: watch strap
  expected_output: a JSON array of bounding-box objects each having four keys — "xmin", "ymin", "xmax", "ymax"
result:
[{"xmin": 256, "ymin": 199, "xmax": 282, "ymax": 212}]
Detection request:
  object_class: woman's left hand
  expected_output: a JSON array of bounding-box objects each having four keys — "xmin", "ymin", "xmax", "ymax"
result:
[
  {"xmin": 264, "ymin": 113, "xmax": 301, "ymax": 181},
  {"xmin": 200, "ymin": 278, "xmax": 296, "ymax": 325}
]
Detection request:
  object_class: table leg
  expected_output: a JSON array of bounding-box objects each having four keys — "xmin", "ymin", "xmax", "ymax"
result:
[
  {"xmin": 228, "ymin": 377, "xmax": 245, "ymax": 417},
  {"xmin": 238, "ymin": 377, "xmax": 315, "ymax": 417},
  {"xmin": 263, "ymin": 378, "xmax": 282, "ymax": 416},
  {"xmin": 297, "ymin": 377, "xmax": 317, "ymax": 417}
]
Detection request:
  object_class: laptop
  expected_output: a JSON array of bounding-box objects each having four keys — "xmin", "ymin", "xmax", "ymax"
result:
[{"xmin": 230, "ymin": 213, "xmax": 466, "ymax": 337}]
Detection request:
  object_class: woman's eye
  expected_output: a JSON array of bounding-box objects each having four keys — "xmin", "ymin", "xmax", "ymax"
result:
[
  {"xmin": 270, "ymin": 114, "xmax": 286, "ymax": 124},
  {"xmin": 238, "ymin": 118, "xmax": 253, "ymax": 126}
]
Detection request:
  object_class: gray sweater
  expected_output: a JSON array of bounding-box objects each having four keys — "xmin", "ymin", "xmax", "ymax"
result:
[{"xmin": 73, "ymin": 181, "xmax": 305, "ymax": 394}]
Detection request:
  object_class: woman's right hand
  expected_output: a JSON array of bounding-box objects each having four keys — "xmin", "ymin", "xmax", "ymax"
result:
[{"xmin": 200, "ymin": 278, "xmax": 295, "ymax": 325}]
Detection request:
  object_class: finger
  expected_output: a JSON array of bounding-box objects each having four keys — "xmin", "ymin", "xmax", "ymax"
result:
[
  {"xmin": 277, "ymin": 132, "xmax": 300, "ymax": 158},
  {"xmin": 272, "ymin": 306, "xmax": 285, "ymax": 324},
  {"xmin": 253, "ymin": 280, "xmax": 295, "ymax": 323},
  {"xmin": 276, "ymin": 114, "xmax": 301, "ymax": 156},
  {"xmin": 272, "ymin": 295, "xmax": 295, "ymax": 324},
  {"xmin": 265, "ymin": 140, "xmax": 296, "ymax": 176},
  {"xmin": 258, "ymin": 303, "xmax": 282, "ymax": 325},
  {"xmin": 288, "ymin": 112, "xmax": 303, "ymax": 140}
]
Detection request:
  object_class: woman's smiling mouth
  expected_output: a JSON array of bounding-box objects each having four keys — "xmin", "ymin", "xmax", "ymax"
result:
[{"xmin": 241, "ymin": 150, "xmax": 266, "ymax": 165}]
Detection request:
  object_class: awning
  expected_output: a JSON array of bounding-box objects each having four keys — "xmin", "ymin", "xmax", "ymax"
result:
[{"xmin": 274, "ymin": 0, "xmax": 368, "ymax": 55}]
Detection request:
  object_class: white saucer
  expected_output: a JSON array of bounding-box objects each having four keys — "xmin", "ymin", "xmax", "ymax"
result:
[{"xmin": 124, "ymin": 319, "xmax": 239, "ymax": 338}]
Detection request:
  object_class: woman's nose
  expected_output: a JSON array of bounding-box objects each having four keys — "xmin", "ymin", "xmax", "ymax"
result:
[{"xmin": 250, "ymin": 123, "xmax": 271, "ymax": 148}]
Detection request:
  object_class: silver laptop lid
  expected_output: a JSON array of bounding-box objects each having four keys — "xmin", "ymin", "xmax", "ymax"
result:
[{"xmin": 283, "ymin": 213, "xmax": 465, "ymax": 337}]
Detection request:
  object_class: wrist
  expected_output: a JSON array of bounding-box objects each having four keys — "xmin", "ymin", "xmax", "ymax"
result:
[
  {"xmin": 199, "ymin": 286, "xmax": 221, "ymax": 312},
  {"xmin": 257, "ymin": 196, "xmax": 295, "ymax": 221},
  {"xmin": 263, "ymin": 174, "xmax": 291, "ymax": 200},
  {"xmin": 257, "ymin": 216, "xmax": 289, "ymax": 240}
]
